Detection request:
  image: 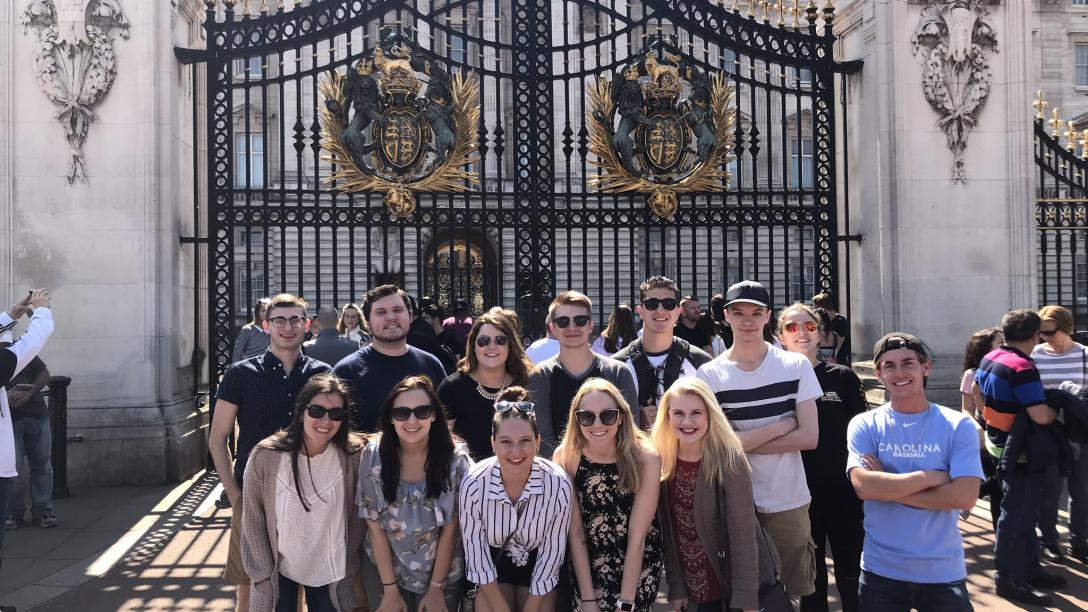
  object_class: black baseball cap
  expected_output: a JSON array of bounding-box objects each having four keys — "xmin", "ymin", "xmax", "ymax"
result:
[
  {"xmin": 873, "ymin": 332, "xmax": 929, "ymax": 364},
  {"xmin": 724, "ymin": 280, "xmax": 770, "ymax": 308}
]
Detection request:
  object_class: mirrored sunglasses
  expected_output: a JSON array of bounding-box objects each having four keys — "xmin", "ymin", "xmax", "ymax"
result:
[
  {"xmin": 495, "ymin": 400, "xmax": 535, "ymax": 414},
  {"xmin": 782, "ymin": 320, "xmax": 819, "ymax": 334}
]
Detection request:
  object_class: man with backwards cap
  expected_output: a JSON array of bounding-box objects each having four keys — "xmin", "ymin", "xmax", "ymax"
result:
[
  {"xmin": 696, "ymin": 280, "xmax": 822, "ymax": 599},
  {"xmin": 0, "ymin": 290, "xmax": 53, "ymax": 603},
  {"xmin": 847, "ymin": 333, "xmax": 983, "ymax": 611}
]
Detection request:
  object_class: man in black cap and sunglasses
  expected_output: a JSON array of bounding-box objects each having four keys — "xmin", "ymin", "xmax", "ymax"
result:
[
  {"xmin": 528, "ymin": 290, "xmax": 637, "ymax": 458},
  {"xmin": 612, "ymin": 276, "xmax": 712, "ymax": 429}
]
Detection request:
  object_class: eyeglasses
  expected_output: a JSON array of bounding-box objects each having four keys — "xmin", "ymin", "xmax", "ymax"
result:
[
  {"xmin": 495, "ymin": 400, "xmax": 535, "ymax": 414},
  {"xmin": 575, "ymin": 409, "xmax": 620, "ymax": 427},
  {"xmin": 476, "ymin": 334, "xmax": 509, "ymax": 347},
  {"xmin": 553, "ymin": 315, "xmax": 591, "ymax": 329},
  {"xmin": 269, "ymin": 316, "xmax": 307, "ymax": 328},
  {"xmin": 641, "ymin": 298, "xmax": 678, "ymax": 311},
  {"xmin": 305, "ymin": 405, "xmax": 347, "ymax": 421},
  {"xmin": 391, "ymin": 404, "xmax": 435, "ymax": 421},
  {"xmin": 782, "ymin": 320, "xmax": 819, "ymax": 334}
]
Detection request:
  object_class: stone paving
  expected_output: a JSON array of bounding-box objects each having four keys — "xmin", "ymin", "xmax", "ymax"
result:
[{"xmin": 3, "ymin": 473, "xmax": 1088, "ymax": 611}]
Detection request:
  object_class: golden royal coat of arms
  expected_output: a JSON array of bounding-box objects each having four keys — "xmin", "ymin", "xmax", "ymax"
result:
[
  {"xmin": 588, "ymin": 39, "xmax": 736, "ymax": 219},
  {"xmin": 320, "ymin": 30, "xmax": 480, "ymax": 218}
]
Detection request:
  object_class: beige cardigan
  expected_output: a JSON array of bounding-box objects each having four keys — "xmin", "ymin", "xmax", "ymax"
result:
[{"xmin": 242, "ymin": 443, "xmax": 366, "ymax": 612}]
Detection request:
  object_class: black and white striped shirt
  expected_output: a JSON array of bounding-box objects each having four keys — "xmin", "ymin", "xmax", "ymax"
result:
[{"xmin": 458, "ymin": 456, "xmax": 573, "ymax": 596}]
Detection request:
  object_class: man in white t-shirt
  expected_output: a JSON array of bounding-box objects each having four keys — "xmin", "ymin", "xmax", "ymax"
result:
[{"xmin": 696, "ymin": 280, "xmax": 821, "ymax": 598}]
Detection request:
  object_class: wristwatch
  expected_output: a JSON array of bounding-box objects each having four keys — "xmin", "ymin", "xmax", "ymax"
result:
[{"xmin": 616, "ymin": 600, "xmax": 634, "ymax": 611}]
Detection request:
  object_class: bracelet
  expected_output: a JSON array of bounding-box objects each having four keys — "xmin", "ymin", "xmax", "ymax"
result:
[
  {"xmin": 581, "ymin": 598, "xmax": 598, "ymax": 603},
  {"xmin": 430, "ymin": 580, "xmax": 445, "ymax": 590},
  {"xmin": 382, "ymin": 580, "xmax": 397, "ymax": 587}
]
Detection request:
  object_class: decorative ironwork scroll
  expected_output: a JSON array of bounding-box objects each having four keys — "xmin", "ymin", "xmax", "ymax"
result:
[
  {"xmin": 587, "ymin": 36, "xmax": 736, "ymax": 219},
  {"xmin": 20, "ymin": 0, "xmax": 131, "ymax": 184},
  {"xmin": 910, "ymin": 0, "xmax": 998, "ymax": 184},
  {"xmin": 319, "ymin": 29, "xmax": 480, "ymax": 218}
]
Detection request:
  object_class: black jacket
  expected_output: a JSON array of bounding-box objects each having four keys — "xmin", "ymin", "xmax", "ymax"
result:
[{"xmin": 999, "ymin": 389, "xmax": 1072, "ymax": 475}]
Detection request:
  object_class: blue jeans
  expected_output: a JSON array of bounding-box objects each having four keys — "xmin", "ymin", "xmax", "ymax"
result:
[
  {"xmin": 995, "ymin": 468, "xmax": 1044, "ymax": 584},
  {"xmin": 8, "ymin": 415, "xmax": 54, "ymax": 519},
  {"xmin": 1039, "ymin": 446, "xmax": 1088, "ymax": 548},
  {"xmin": 858, "ymin": 571, "xmax": 972, "ymax": 611}
]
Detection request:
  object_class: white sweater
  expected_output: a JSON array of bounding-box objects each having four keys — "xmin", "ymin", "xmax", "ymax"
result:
[{"xmin": 0, "ymin": 307, "xmax": 54, "ymax": 477}]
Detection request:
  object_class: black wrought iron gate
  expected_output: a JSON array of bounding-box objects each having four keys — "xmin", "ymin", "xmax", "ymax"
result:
[{"xmin": 190, "ymin": 0, "xmax": 841, "ymax": 384}]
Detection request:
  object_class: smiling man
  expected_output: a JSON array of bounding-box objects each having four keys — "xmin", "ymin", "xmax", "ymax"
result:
[
  {"xmin": 612, "ymin": 276, "xmax": 712, "ymax": 429},
  {"xmin": 847, "ymin": 333, "xmax": 984, "ymax": 611},
  {"xmin": 696, "ymin": 279, "xmax": 822, "ymax": 599},
  {"xmin": 332, "ymin": 285, "xmax": 446, "ymax": 433},
  {"xmin": 528, "ymin": 290, "xmax": 637, "ymax": 459},
  {"xmin": 209, "ymin": 293, "xmax": 331, "ymax": 612}
]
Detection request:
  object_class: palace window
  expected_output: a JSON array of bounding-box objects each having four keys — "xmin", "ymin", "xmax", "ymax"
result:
[
  {"xmin": 791, "ymin": 138, "xmax": 814, "ymax": 189},
  {"xmin": 235, "ymin": 134, "xmax": 265, "ymax": 189},
  {"xmin": 790, "ymin": 257, "xmax": 815, "ymax": 302},
  {"xmin": 1078, "ymin": 44, "xmax": 1088, "ymax": 87},
  {"xmin": 233, "ymin": 57, "xmax": 263, "ymax": 79}
]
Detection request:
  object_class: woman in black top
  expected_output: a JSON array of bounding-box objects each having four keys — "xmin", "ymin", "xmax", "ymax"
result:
[
  {"xmin": 778, "ymin": 303, "xmax": 865, "ymax": 612},
  {"xmin": 438, "ymin": 308, "xmax": 533, "ymax": 460}
]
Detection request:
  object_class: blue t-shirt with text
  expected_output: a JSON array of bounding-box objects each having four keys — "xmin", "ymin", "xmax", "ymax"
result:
[{"xmin": 846, "ymin": 403, "xmax": 983, "ymax": 583}]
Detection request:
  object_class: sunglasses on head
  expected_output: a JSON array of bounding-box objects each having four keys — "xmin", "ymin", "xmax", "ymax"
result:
[
  {"xmin": 554, "ymin": 315, "xmax": 591, "ymax": 329},
  {"xmin": 495, "ymin": 400, "xmax": 535, "ymax": 414},
  {"xmin": 391, "ymin": 404, "xmax": 435, "ymax": 421},
  {"xmin": 476, "ymin": 334, "xmax": 509, "ymax": 347},
  {"xmin": 782, "ymin": 320, "xmax": 819, "ymax": 334},
  {"xmin": 575, "ymin": 408, "xmax": 620, "ymax": 427},
  {"xmin": 641, "ymin": 298, "xmax": 678, "ymax": 311},
  {"xmin": 306, "ymin": 404, "xmax": 347, "ymax": 421}
]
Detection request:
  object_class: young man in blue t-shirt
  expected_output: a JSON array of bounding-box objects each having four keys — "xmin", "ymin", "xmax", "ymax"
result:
[{"xmin": 847, "ymin": 333, "xmax": 984, "ymax": 611}]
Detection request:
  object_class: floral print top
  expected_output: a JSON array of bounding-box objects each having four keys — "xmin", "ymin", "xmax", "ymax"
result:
[
  {"xmin": 356, "ymin": 439, "xmax": 473, "ymax": 593},
  {"xmin": 573, "ymin": 455, "xmax": 664, "ymax": 611}
]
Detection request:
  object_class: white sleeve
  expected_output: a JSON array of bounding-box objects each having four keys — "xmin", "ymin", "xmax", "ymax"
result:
[{"xmin": 5, "ymin": 308, "xmax": 54, "ymax": 378}]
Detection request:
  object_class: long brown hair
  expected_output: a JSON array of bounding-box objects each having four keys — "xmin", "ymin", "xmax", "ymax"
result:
[
  {"xmin": 458, "ymin": 308, "xmax": 533, "ymax": 384},
  {"xmin": 337, "ymin": 303, "xmax": 362, "ymax": 335},
  {"xmin": 553, "ymin": 378, "xmax": 649, "ymax": 493},
  {"xmin": 260, "ymin": 374, "xmax": 364, "ymax": 511},
  {"xmin": 377, "ymin": 376, "xmax": 458, "ymax": 503},
  {"xmin": 601, "ymin": 304, "xmax": 636, "ymax": 354}
]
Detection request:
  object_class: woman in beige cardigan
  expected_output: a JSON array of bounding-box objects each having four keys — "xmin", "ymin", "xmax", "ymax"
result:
[{"xmin": 242, "ymin": 373, "xmax": 366, "ymax": 612}]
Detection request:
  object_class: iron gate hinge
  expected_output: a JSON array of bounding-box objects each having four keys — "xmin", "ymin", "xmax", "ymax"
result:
[
  {"xmin": 175, "ymin": 46, "xmax": 207, "ymax": 65},
  {"xmin": 835, "ymin": 234, "xmax": 863, "ymax": 243},
  {"xmin": 835, "ymin": 60, "xmax": 864, "ymax": 74},
  {"xmin": 179, "ymin": 235, "xmax": 210, "ymax": 245}
]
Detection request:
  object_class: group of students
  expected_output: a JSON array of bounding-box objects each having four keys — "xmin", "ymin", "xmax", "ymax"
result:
[{"xmin": 213, "ymin": 277, "xmax": 987, "ymax": 612}]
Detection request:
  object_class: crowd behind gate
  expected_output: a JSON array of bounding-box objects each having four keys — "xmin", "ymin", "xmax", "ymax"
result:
[{"xmin": 39, "ymin": 275, "xmax": 1078, "ymax": 612}]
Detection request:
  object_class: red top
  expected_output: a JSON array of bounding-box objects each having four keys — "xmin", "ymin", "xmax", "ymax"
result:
[{"xmin": 669, "ymin": 458, "xmax": 722, "ymax": 604}]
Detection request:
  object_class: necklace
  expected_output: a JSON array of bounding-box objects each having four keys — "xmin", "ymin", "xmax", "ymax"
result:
[{"xmin": 475, "ymin": 373, "xmax": 509, "ymax": 400}]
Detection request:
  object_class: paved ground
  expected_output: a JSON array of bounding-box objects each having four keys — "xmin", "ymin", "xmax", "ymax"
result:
[{"xmin": 2, "ymin": 474, "xmax": 1088, "ymax": 611}]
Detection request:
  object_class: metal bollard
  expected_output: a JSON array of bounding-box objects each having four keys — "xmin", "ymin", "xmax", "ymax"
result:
[{"xmin": 45, "ymin": 376, "xmax": 72, "ymax": 499}]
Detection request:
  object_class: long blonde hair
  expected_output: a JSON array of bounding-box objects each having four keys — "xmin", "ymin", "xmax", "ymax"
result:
[
  {"xmin": 553, "ymin": 378, "xmax": 648, "ymax": 493},
  {"xmin": 651, "ymin": 377, "xmax": 748, "ymax": 487}
]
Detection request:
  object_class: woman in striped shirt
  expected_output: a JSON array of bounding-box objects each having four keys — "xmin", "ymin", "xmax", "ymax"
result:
[
  {"xmin": 1033, "ymin": 305, "xmax": 1088, "ymax": 563},
  {"xmin": 459, "ymin": 392, "xmax": 573, "ymax": 612}
]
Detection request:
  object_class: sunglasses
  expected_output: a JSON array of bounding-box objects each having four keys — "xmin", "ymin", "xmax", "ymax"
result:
[
  {"xmin": 495, "ymin": 400, "xmax": 535, "ymax": 414},
  {"xmin": 391, "ymin": 404, "xmax": 435, "ymax": 421},
  {"xmin": 575, "ymin": 409, "xmax": 620, "ymax": 427},
  {"xmin": 782, "ymin": 320, "xmax": 819, "ymax": 334},
  {"xmin": 641, "ymin": 298, "xmax": 678, "ymax": 311},
  {"xmin": 1039, "ymin": 329, "xmax": 1059, "ymax": 338},
  {"xmin": 554, "ymin": 315, "xmax": 591, "ymax": 329},
  {"xmin": 306, "ymin": 404, "xmax": 347, "ymax": 421},
  {"xmin": 476, "ymin": 334, "xmax": 509, "ymax": 347}
]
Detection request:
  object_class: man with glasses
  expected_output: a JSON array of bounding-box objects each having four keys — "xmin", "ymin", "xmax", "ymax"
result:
[
  {"xmin": 528, "ymin": 290, "xmax": 637, "ymax": 458},
  {"xmin": 612, "ymin": 276, "xmax": 712, "ymax": 429},
  {"xmin": 209, "ymin": 293, "xmax": 331, "ymax": 612},
  {"xmin": 696, "ymin": 280, "xmax": 822, "ymax": 599},
  {"xmin": 332, "ymin": 284, "xmax": 446, "ymax": 433}
]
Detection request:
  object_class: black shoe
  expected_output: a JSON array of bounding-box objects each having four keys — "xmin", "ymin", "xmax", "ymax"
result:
[
  {"xmin": 1027, "ymin": 571, "xmax": 1067, "ymax": 590},
  {"xmin": 1041, "ymin": 543, "xmax": 1067, "ymax": 562},
  {"xmin": 996, "ymin": 580, "xmax": 1053, "ymax": 606},
  {"xmin": 1071, "ymin": 545, "xmax": 1088, "ymax": 564}
]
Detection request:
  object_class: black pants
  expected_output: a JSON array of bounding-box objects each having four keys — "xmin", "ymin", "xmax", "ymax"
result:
[
  {"xmin": 801, "ymin": 481, "xmax": 864, "ymax": 612},
  {"xmin": 276, "ymin": 574, "xmax": 335, "ymax": 612},
  {"xmin": 978, "ymin": 450, "xmax": 1003, "ymax": 530}
]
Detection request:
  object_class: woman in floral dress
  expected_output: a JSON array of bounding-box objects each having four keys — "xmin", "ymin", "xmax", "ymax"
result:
[
  {"xmin": 356, "ymin": 375, "xmax": 473, "ymax": 611},
  {"xmin": 553, "ymin": 378, "xmax": 664, "ymax": 611}
]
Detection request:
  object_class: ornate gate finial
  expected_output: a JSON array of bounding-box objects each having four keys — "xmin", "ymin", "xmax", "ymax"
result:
[
  {"xmin": 20, "ymin": 0, "xmax": 130, "ymax": 184},
  {"xmin": 910, "ymin": 0, "xmax": 998, "ymax": 184}
]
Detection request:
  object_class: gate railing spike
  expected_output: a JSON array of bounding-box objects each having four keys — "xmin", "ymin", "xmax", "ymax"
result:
[
  {"xmin": 792, "ymin": 0, "xmax": 801, "ymax": 28},
  {"xmin": 1034, "ymin": 90, "xmax": 1049, "ymax": 121},
  {"xmin": 1068, "ymin": 122, "xmax": 1078, "ymax": 153},
  {"xmin": 1050, "ymin": 108, "xmax": 1063, "ymax": 139},
  {"xmin": 1081, "ymin": 130, "xmax": 1088, "ymax": 161}
]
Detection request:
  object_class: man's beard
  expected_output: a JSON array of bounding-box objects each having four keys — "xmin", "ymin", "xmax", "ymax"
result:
[{"xmin": 373, "ymin": 326, "xmax": 409, "ymax": 344}]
